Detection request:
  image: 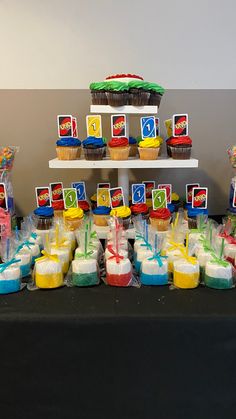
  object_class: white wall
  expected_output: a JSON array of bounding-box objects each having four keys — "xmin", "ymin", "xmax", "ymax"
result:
[{"xmin": 0, "ymin": 0, "xmax": 236, "ymax": 89}]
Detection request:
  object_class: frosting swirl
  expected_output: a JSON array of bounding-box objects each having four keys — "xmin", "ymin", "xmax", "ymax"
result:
[
  {"xmin": 150, "ymin": 208, "xmax": 171, "ymax": 220},
  {"xmin": 34, "ymin": 207, "xmax": 54, "ymax": 217},
  {"xmin": 105, "ymin": 81, "xmax": 128, "ymax": 92},
  {"xmin": 63, "ymin": 208, "xmax": 84, "ymax": 220},
  {"xmin": 188, "ymin": 207, "xmax": 208, "ymax": 217},
  {"xmin": 110, "ymin": 205, "xmax": 131, "ymax": 218},
  {"xmin": 146, "ymin": 82, "xmax": 165, "ymax": 94},
  {"xmin": 89, "ymin": 81, "xmax": 107, "ymax": 90},
  {"xmin": 82, "ymin": 137, "xmax": 106, "ymax": 149},
  {"xmin": 93, "ymin": 206, "xmax": 111, "ymax": 215},
  {"xmin": 130, "ymin": 203, "xmax": 149, "ymax": 215},
  {"xmin": 108, "ymin": 137, "xmax": 129, "ymax": 147},
  {"xmin": 138, "ymin": 138, "xmax": 161, "ymax": 148},
  {"xmin": 168, "ymin": 136, "xmax": 192, "ymax": 146},
  {"xmin": 129, "ymin": 136, "xmax": 137, "ymax": 145},
  {"xmin": 78, "ymin": 200, "xmax": 90, "ymax": 212},
  {"xmin": 56, "ymin": 137, "xmax": 81, "ymax": 147},
  {"xmin": 128, "ymin": 80, "xmax": 149, "ymax": 90},
  {"xmin": 171, "ymin": 192, "xmax": 180, "ymax": 202},
  {"xmin": 106, "ymin": 74, "xmax": 143, "ymax": 80}
]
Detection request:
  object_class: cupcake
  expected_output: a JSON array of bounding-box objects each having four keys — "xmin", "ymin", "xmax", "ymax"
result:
[
  {"xmin": 82, "ymin": 137, "xmax": 106, "ymax": 160},
  {"xmin": 110, "ymin": 206, "xmax": 131, "ymax": 230},
  {"xmin": 128, "ymin": 80, "xmax": 150, "ymax": 106},
  {"xmin": 187, "ymin": 207, "xmax": 208, "ymax": 230},
  {"xmin": 89, "ymin": 82, "xmax": 108, "ymax": 105},
  {"xmin": 108, "ymin": 137, "xmax": 130, "ymax": 160},
  {"xmin": 78, "ymin": 200, "xmax": 90, "ymax": 215},
  {"xmin": 93, "ymin": 206, "xmax": 111, "ymax": 226},
  {"xmin": 130, "ymin": 203, "xmax": 149, "ymax": 221},
  {"xmin": 138, "ymin": 137, "xmax": 161, "ymax": 160},
  {"xmin": 63, "ymin": 208, "xmax": 84, "ymax": 231},
  {"xmin": 129, "ymin": 136, "xmax": 138, "ymax": 157},
  {"xmin": 166, "ymin": 137, "xmax": 173, "ymax": 157},
  {"xmin": 150, "ymin": 208, "xmax": 171, "ymax": 231},
  {"xmin": 34, "ymin": 207, "xmax": 54, "ymax": 230},
  {"xmin": 105, "ymin": 81, "xmax": 129, "ymax": 106},
  {"xmin": 169, "ymin": 136, "xmax": 192, "ymax": 159},
  {"xmin": 52, "ymin": 200, "xmax": 65, "ymax": 219},
  {"xmin": 171, "ymin": 192, "xmax": 181, "ymax": 212},
  {"xmin": 146, "ymin": 82, "xmax": 165, "ymax": 106},
  {"xmin": 56, "ymin": 137, "xmax": 81, "ymax": 160}
]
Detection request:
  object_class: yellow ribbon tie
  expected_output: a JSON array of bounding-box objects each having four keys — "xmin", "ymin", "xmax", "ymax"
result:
[
  {"xmin": 35, "ymin": 250, "xmax": 60, "ymax": 264},
  {"xmin": 168, "ymin": 241, "xmax": 185, "ymax": 252}
]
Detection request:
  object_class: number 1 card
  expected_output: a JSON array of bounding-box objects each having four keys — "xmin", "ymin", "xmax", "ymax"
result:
[
  {"xmin": 140, "ymin": 116, "xmax": 156, "ymax": 139},
  {"xmin": 86, "ymin": 115, "xmax": 102, "ymax": 138},
  {"xmin": 152, "ymin": 189, "xmax": 167, "ymax": 210},
  {"xmin": 131, "ymin": 184, "xmax": 146, "ymax": 204},
  {"xmin": 63, "ymin": 188, "xmax": 78, "ymax": 209}
]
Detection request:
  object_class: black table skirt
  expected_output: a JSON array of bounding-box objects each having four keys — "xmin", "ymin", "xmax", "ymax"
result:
[{"xmin": 1, "ymin": 285, "xmax": 236, "ymax": 419}]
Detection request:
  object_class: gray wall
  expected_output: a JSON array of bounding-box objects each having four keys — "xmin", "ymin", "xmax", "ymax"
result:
[{"xmin": 0, "ymin": 89, "xmax": 234, "ymax": 216}]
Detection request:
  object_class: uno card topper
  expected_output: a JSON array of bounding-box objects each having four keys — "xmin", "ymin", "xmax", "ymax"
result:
[
  {"xmin": 109, "ymin": 187, "xmax": 124, "ymax": 209},
  {"xmin": 63, "ymin": 188, "xmax": 78, "ymax": 209},
  {"xmin": 140, "ymin": 116, "xmax": 156, "ymax": 139},
  {"xmin": 71, "ymin": 182, "xmax": 86, "ymax": 201},
  {"xmin": 142, "ymin": 181, "xmax": 155, "ymax": 199},
  {"xmin": 49, "ymin": 182, "xmax": 63, "ymax": 202},
  {"xmin": 0, "ymin": 183, "xmax": 8, "ymax": 210},
  {"xmin": 97, "ymin": 188, "xmax": 110, "ymax": 207},
  {"xmin": 186, "ymin": 183, "xmax": 200, "ymax": 204},
  {"xmin": 152, "ymin": 189, "xmax": 167, "ymax": 210},
  {"xmin": 97, "ymin": 183, "xmax": 110, "ymax": 189},
  {"xmin": 86, "ymin": 115, "xmax": 102, "ymax": 138},
  {"xmin": 155, "ymin": 118, "xmax": 160, "ymax": 137},
  {"xmin": 57, "ymin": 115, "xmax": 73, "ymax": 137},
  {"xmin": 164, "ymin": 119, "xmax": 172, "ymax": 137},
  {"xmin": 72, "ymin": 117, "xmax": 78, "ymax": 138},
  {"xmin": 173, "ymin": 114, "xmax": 188, "ymax": 137},
  {"xmin": 35, "ymin": 187, "xmax": 51, "ymax": 208},
  {"xmin": 111, "ymin": 114, "xmax": 127, "ymax": 137},
  {"xmin": 158, "ymin": 184, "xmax": 172, "ymax": 204},
  {"xmin": 131, "ymin": 184, "xmax": 146, "ymax": 204},
  {"xmin": 192, "ymin": 187, "xmax": 208, "ymax": 209}
]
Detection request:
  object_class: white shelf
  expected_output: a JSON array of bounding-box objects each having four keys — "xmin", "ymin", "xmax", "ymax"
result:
[
  {"xmin": 49, "ymin": 157, "xmax": 199, "ymax": 169},
  {"xmin": 90, "ymin": 105, "xmax": 158, "ymax": 114}
]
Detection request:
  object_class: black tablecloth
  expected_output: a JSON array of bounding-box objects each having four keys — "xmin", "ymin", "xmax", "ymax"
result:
[{"xmin": 1, "ymin": 285, "xmax": 236, "ymax": 419}]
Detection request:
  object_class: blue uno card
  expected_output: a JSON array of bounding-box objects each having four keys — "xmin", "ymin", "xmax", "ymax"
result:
[
  {"xmin": 132, "ymin": 184, "xmax": 146, "ymax": 204},
  {"xmin": 71, "ymin": 182, "xmax": 86, "ymax": 201},
  {"xmin": 140, "ymin": 116, "xmax": 156, "ymax": 139}
]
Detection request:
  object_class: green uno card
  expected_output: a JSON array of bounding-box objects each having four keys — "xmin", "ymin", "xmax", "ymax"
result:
[
  {"xmin": 63, "ymin": 188, "xmax": 78, "ymax": 209},
  {"xmin": 152, "ymin": 189, "xmax": 167, "ymax": 210}
]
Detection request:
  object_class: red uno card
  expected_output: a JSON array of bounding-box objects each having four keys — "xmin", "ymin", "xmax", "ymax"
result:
[
  {"xmin": 35, "ymin": 187, "xmax": 51, "ymax": 207},
  {"xmin": 192, "ymin": 187, "xmax": 208, "ymax": 209},
  {"xmin": 50, "ymin": 182, "xmax": 63, "ymax": 202},
  {"xmin": 57, "ymin": 115, "xmax": 73, "ymax": 137},
  {"xmin": 155, "ymin": 118, "xmax": 160, "ymax": 137},
  {"xmin": 0, "ymin": 183, "xmax": 8, "ymax": 210},
  {"xmin": 97, "ymin": 183, "xmax": 110, "ymax": 189},
  {"xmin": 72, "ymin": 117, "xmax": 78, "ymax": 137},
  {"xmin": 186, "ymin": 183, "xmax": 200, "ymax": 203},
  {"xmin": 109, "ymin": 187, "xmax": 124, "ymax": 208},
  {"xmin": 158, "ymin": 184, "xmax": 172, "ymax": 204},
  {"xmin": 142, "ymin": 181, "xmax": 155, "ymax": 199},
  {"xmin": 111, "ymin": 114, "xmax": 127, "ymax": 137},
  {"xmin": 173, "ymin": 114, "xmax": 188, "ymax": 137}
]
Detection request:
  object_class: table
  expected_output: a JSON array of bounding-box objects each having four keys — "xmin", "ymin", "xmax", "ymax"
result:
[{"xmin": 0, "ymin": 285, "xmax": 236, "ymax": 419}]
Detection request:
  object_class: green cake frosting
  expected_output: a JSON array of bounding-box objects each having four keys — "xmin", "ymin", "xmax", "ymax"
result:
[
  {"xmin": 146, "ymin": 82, "xmax": 165, "ymax": 94},
  {"xmin": 105, "ymin": 81, "xmax": 128, "ymax": 92},
  {"xmin": 89, "ymin": 82, "xmax": 108, "ymax": 91},
  {"xmin": 128, "ymin": 80, "xmax": 149, "ymax": 90}
]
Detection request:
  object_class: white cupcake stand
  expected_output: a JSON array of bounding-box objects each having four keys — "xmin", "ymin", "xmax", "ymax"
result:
[{"xmin": 49, "ymin": 105, "xmax": 198, "ymax": 238}]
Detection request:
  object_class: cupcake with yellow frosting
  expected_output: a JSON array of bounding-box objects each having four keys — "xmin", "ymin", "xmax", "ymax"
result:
[
  {"xmin": 110, "ymin": 206, "xmax": 131, "ymax": 230},
  {"xmin": 63, "ymin": 208, "xmax": 84, "ymax": 231},
  {"xmin": 138, "ymin": 137, "xmax": 161, "ymax": 160}
]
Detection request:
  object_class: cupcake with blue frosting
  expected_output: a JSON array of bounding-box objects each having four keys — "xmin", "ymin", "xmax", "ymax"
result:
[
  {"xmin": 34, "ymin": 207, "xmax": 54, "ymax": 230},
  {"xmin": 56, "ymin": 137, "xmax": 81, "ymax": 160},
  {"xmin": 82, "ymin": 137, "xmax": 106, "ymax": 160},
  {"xmin": 129, "ymin": 136, "xmax": 138, "ymax": 157},
  {"xmin": 93, "ymin": 206, "xmax": 111, "ymax": 226}
]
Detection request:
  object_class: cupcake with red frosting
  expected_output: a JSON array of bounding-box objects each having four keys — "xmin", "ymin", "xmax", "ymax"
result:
[
  {"xmin": 168, "ymin": 136, "xmax": 192, "ymax": 159},
  {"xmin": 131, "ymin": 203, "xmax": 149, "ymax": 221},
  {"xmin": 108, "ymin": 137, "xmax": 130, "ymax": 160},
  {"xmin": 78, "ymin": 200, "xmax": 90, "ymax": 215},
  {"xmin": 52, "ymin": 200, "xmax": 65, "ymax": 218},
  {"xmin": 150, "ymin": 208, "xmax": 171, "ymax": 231}
]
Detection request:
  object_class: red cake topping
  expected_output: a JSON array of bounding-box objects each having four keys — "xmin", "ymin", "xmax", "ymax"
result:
[
  {"xmin": 105, "ymin": 74, "xmax": 143, "ymax": 80},
  {"xmin": 108, "ymin": 137, "xmax": 129, "ymax": 147},
  {"xmin": 168, "ymin": 136, "xmax": 192, "ymax": 146},
  {"xmin": 52, "ymin": 200, "xmax": 64, "ymax": 210},
  {"xmin": 150, "ymin": 208, "xmax": 171, "ymax": 220},
  {"xmin": 131, "ymin": 203, "xmax": 149, "ymax": 215},
  {"xmin": 78, "ymin": 200, "xmax": 90, "ymax": 212}
]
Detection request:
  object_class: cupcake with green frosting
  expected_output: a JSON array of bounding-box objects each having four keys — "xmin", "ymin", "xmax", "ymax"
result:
[
  {"xmin": 128, "ymin": 80, "xmax": 150, "ymax": 106},
  {"xmin": 105, "ymin": 81, "xmax": 129, "ymax": 106},
  {"xmin": 89, "ymin": 82, "xmax": 108, "ymax": 105},
  {"xmin": 146, "ymin": 82, "xmax": 165, "ymax": 107}
]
